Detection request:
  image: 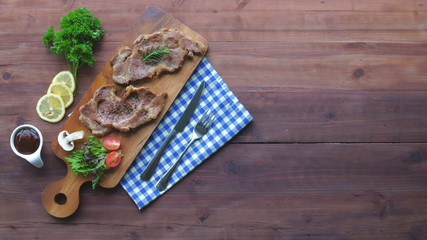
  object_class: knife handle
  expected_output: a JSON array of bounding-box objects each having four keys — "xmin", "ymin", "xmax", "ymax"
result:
[
  {"xmin": 156, "ymin": 137, "xmax": 196, "ymax": 191},
  {"xmin": 140, "ymin": 129, "xmax": 178, "ymax": 181}
]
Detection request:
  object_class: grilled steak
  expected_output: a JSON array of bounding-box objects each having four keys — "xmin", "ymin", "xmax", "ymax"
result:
[
  {"xmin": 79, "ymin": 85, "xmax": 167, "ymax": 137},
  {"xmin": 111, "ymin": 28, "xmax": 207, "ymax": 85}
]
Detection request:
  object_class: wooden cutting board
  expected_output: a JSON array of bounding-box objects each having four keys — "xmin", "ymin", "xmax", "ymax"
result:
[{"xmin": 42, "ymin": 6, "xmax": 208, "ymax": 218}]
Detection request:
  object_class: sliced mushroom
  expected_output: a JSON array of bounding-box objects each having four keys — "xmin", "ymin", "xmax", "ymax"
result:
[{"xmin": 58, "ymin": 130, "xmax": 84, "ymax": 151}]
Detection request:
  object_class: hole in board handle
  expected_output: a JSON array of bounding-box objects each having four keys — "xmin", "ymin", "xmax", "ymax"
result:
[{"xmin": 54, "ymin": 193, "xmax": 67, "ymax": 205}]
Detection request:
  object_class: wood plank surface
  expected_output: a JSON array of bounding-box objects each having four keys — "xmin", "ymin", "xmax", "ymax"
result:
[
  {"xmin": 1, "ymin": 0, "xmax": 427, "ymax": 239},
  {"xmin": 2, "ymin": 144, "xmax": 427, "ymax": 239}
]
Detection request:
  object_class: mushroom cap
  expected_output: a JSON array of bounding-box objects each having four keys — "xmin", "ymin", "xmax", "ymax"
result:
[
  {"xmin": 57, "ymin": 130, "xmax": 84, "ymax": 151},
  {"xmin": 58, "ymin": 131, "xmax": 74, "ymax": 151}
]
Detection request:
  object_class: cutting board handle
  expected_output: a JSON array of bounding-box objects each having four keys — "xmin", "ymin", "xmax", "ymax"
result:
[{"xmin": 42, "ymin": 169, "xmax": 89, "ymax": 218}]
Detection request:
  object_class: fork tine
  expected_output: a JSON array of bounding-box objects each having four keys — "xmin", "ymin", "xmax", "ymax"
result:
[
  {"xmin": 206, "ymin": 114, "xmax": 215, "ymax": 128},
  {"xmin": 201, "ymin": 112, "xmax": 215, "ymax": 129},
  {"xmin": 203, "ymin": 110, "xmax": 211, "ymax": 120},
  {"xmin": 199, "ymin": 110, "xmax": 210, "ymax": 124},
  {"xmin": 211, "ymin": 114, "xmax": 216, "ymax": 124},
  {"xmin": 203, "ymin": 120, "xmax": 209, "ymax": 129}
]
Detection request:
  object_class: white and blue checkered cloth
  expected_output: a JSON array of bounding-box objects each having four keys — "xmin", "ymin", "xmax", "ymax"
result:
[{"xmin": 120, "ymin": 57, "xmax": 253, "ymax": 209}]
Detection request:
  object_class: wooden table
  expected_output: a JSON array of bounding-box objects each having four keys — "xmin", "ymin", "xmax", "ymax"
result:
[{"xmin": 1, "ymin": 1, "xmax": 427, "ymax": 239}]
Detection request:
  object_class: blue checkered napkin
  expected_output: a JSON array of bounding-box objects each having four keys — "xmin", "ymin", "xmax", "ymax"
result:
[{"xmin": 120, "ymin": 57, "xmax": 253, "ymax": 209}]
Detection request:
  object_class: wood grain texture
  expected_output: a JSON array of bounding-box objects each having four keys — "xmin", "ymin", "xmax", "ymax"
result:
[
  {"xmin": 3, "ymin": 144, "xmax": 427, "ymax": 239},
  {"xmin": 1, "ymin": 0, "xmax": 427, "ymax": 238}
]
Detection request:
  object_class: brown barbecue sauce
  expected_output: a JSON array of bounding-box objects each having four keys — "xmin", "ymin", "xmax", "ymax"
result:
[{"xmin": 14, "ymin": 127, "xmax": 40, "ymax": 154}]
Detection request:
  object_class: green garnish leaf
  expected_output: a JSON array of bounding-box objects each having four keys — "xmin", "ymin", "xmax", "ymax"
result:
[
  {"xmin": 42, "ymin": 8, "xmax": 104, "ymax": 94},
  {"xmin": 65, "ymin": 136, "xmax": 110, "ymax": 189},
  {"xmin": 141, "ymin": 45, "xmax": 171, "ymax": 64}
]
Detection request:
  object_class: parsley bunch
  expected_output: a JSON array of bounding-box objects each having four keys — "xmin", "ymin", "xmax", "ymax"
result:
[{"xmin": 42, "ymin": 8, "xmax": 104, "ymax": 93}]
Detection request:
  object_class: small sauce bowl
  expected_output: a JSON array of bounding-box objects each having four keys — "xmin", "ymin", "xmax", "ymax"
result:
[{"xmin": 10, "ymin": 124, "xmax": 44, "ymax": 168}]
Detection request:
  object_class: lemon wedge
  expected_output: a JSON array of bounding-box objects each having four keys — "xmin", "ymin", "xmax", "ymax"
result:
[
  {"xmin": 47, "ymin": 82, "xmax": 74, "ymax": 108},
  {"xmin": 52, "ymin": 70, "xmax": 75, "ymax": 93},
  {"xmin": 36, "ymin": 94, "xmax": 65, "ymax": 123}
]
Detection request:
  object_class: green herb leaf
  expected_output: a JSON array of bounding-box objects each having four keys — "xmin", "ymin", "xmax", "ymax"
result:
[
  {"xmin": 42, "ymin": 8, "xmax": 104, "ymax": 93},
  {"xmin": 65, "ymin": 136, "xmax": 110, "ymax": 189},
  {"xmin": 141, "ymin": 45, "xmax": 171, "ymax": 64}
]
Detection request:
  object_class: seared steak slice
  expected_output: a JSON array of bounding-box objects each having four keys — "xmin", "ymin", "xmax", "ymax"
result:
[
  {"xmin": 109, "ymin": 47, "xmax": 133, "ymax": 85},
  {"xmin": 111, "ymin": 28, "xmax": 207, "ymax": 85},
  {"xmin": 79, "ymin": 85, "xmax": 117, "ymax": 136},
  {"xmin": 79, "ymin": 85, "xmax": 167, "ymax": 137}
]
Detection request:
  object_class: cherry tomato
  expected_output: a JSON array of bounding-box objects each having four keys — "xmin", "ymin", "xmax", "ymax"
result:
[
  {"xmin": 105, "ymin": 151, "xmax": 122, "ymax": 168},
  {"xmin": 103, "ymin": 137, "xmax": 121, "ymax": 151}
]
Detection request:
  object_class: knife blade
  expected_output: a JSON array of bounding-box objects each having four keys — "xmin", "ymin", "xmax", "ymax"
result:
[{"xmin": 140, "ymin": 80, "xmax": 205, "ymax": 180}]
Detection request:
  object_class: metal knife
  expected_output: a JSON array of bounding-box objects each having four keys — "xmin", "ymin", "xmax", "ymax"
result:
[{"xmin": 140, "ymin": 80, "xmax": 205, "ymax": 181}]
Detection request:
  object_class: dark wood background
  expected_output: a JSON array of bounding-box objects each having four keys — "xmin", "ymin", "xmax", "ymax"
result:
[{"xmin": 1, "ymin": 0, "xmax": 427, "ymax": 239}]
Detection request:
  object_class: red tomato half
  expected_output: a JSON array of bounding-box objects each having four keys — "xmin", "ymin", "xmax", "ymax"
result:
[
  {"xmin": 103, "ymin": 137, "xmax": 121, "ymax": 151},
  {"xmin": 106, "ymin": 151, "xmax": 122, "ymax": 168}
]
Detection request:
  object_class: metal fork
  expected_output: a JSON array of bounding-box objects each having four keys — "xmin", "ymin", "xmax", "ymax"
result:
[{"xmin": 156, "ymin": 110, "xmax": 215, "ymax": 191}]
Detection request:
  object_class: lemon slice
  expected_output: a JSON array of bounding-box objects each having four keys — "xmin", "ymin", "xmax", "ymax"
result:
[
  {"xmin": 47, "ymin": 82, "xmax": 74, "ymax": 108},
  {"xmin": 52, "ymin": 70, "xmax": 75, "ymax": 93},
  {"xmin": 36, "ymin": 94, "xmax": 65, "ymax": 123}
]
